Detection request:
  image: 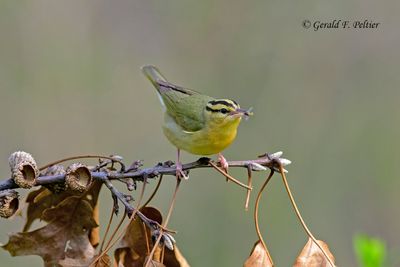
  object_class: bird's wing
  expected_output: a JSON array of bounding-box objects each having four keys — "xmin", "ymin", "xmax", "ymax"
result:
[{"xmin": 142, "ymin": 65, "xmax": 213, "ymax": 132}]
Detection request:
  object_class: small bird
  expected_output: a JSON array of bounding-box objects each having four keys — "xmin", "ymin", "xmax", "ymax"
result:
[{"xmin": 141, "ymin": 65, "xmax": 252, "ymax": 179}]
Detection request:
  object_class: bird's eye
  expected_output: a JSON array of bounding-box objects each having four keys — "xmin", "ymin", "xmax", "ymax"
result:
[{"xmin": 220, "ymin": 108, "xmax": 229, "ymax": 114}]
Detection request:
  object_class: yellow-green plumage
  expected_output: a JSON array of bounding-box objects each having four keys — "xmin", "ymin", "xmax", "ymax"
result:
[
  {"xmin": 163, "ymin": 110, "xmax": 241, "ymax": 155},
  {"xmin": 141, "ymin": 65, "xmax": 249, "ymax": 156}
]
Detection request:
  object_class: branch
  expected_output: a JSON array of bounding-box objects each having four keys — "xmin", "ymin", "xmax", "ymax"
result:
[
  {"xmin": 0, "ymin": 151, "xmax": 291, "ymax": 253},
  {"xmin": 0, "ymin": 151, "xmax": 291, "ymax": 191}
]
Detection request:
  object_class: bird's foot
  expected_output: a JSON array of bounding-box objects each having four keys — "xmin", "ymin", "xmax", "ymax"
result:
[
  {"xmin": 176, "ymin": 161, "xmax": 189, "ymax": 180},
  {"xmin": 218, "ymin": 153, "xmax": 229, "ymax": 175}
]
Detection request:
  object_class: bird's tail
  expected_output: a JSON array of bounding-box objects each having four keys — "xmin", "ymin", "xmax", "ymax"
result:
[
  {"xmin": 141, "ymin": 65, "xmax": 168, "ymax": 92},
  {"xmin": 141, "ymin": 65, "xmax": 170, "ymax": 109}
]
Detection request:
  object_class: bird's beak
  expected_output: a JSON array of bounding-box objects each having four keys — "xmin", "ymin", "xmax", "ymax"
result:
[{"xmin": 230, "ymin": 107, "xmax": 253, "ymax": 119}]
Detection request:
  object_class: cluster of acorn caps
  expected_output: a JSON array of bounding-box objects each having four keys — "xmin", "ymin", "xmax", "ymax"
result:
[{"xmin": 0, "ymin": 151, "xmax": 94, "ymax": 218}]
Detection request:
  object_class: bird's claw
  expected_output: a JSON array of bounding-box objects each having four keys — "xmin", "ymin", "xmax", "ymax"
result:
[
  {"xmin": 176, "ymin": 162, "xmax": 189, "ymax": 180},
  {"xmin": 218, "ymin": 153, "xmax": 229, "ymax": 176}
]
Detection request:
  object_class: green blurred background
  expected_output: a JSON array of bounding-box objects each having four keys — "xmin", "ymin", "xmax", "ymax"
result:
[{"xmin": 0, "ymin": 1, "xmax": 399, "ymax": 266}]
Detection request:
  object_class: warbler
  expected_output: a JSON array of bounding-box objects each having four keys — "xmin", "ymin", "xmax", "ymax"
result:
[{"xmin": 141, "ymin": 65, "xmax": 252, "ymax": 179}]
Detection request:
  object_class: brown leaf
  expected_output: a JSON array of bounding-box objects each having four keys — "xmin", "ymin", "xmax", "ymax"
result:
[
  {"xmin": 293, "ymin": 238, "xmax": 335, "ymax": 267},
  {"xmin": 23, "ymin": 187, "xmax": 74, "ymax": 231},
  {"xmin": 114, "ymin": 207, "xmax": 162, "ymax": 267},
  {"xmin": 90, "ymin": 200, "xmax": 100, "ymax": 248},
  {"xmin": 114, "ymin": 206, "xmax": 190, "ymax": 267},
  {"xmin": 3, "ymin": 196, "xmax": 98, "ymax": 266},
  {"xmin": 23, "ymin": 180, "xmax": 103, "ymax": 247},
  {"xmin": 143, "ymin": 256, "xmax": 166, "ymax": 267},
  {"xmin": 163, "ymin": 246, "xmax": 190, "ymax": 267},
  {"xmin": 84, "ymin": 181, "xmax": 103, "ymax": 248},
  {"xmin": 244, "ymin": 241, "xmax": 273, "ymax": 267}
]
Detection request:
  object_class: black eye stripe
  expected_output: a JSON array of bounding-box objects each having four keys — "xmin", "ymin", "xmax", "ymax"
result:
[
  {"xmin": 206, "ymin": 106, "xmax": 229, "ymax": 113},
  {"xmin": 209, "ymin": 100, "xmax": 236, "ymax": 108},
  {"xmin": 206, "ymin": 106, "xmax": 220, "ymax": 113}
]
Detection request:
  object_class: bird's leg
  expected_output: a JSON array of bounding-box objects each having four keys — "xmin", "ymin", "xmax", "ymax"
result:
[
  {"xmin": 176, "ymin": 149, "xmax": 189, "ymax": 180},
  {"xmin": 218, "ymin": 153, "xmax": 229, "ymax": 175}
]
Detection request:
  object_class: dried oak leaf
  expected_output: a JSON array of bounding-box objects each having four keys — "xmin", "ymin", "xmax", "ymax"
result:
[
  {"xmin": 3, "ymin": 196, "xmax": 98, "ymax": 266},
  {"xmin": 90, "ymin": 199, "xmax": 100, "ymax": 248},
  {"xmin": 114, "ymin": 206, "xmax": 189, "ymax": 267},
  {"xmin": 143, "ymin": 256, "xmax": 166, "ymax": 267},
  {"xmin": 244, "ymin": 241, "xmax": 273, "ymax": 267},
  {"xmin": 163, "ymin": 246, "xmax": 190, "ymax": 267},
  {"xmin": 293, "ymin": 238, "xmax": 335, "ymax": 267},
  {"xmin": 23, "ymin": 181, "xmax": 102, "ymax": 248},
  {"xmin": 83, "ymin": 180, "xmax": 103, "ymax": 248},
  {"xmin": 23, "ymin": 187, "xmax": 74, "ymax": 232}
]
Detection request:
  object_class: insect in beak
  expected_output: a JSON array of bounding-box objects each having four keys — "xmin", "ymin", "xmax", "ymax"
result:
[{"xmin": 230, "ymin": 107, "xmax": 253, "ymax": 120}]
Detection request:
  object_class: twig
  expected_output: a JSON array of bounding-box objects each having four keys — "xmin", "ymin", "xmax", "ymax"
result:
[
  {"xmin": 254, "ymin": 170, "xmax": 274, "ymax": 266},
  {"xmin": 99, "ymin": 208, "xmax": 114, "ymax": 252},
  {"xmin": 1, "ymin": 152, "xmax": 291, "ymax": 266},
  {"xmin": 90, "ymin": 211, "xmax": 126, "ymax": 267},
  {"xmin": 38, "ymin": 154, "xmax": 125, "ymax": 171},
  {"xmin": 104, "ymin": 175, "xmax": 148, "ymax": 252},
  {"xmin": 98, "ymin": 176, "xmax": 174, "ymax": 236},
  {"xmin": 209, "ymin": 161, "xmax": 252, "ymax": 190},
  {"xmin": 0, "ymin": 152, "xmax": 290, "ymax": 191},
  {"xmin": 277, "ymin": 164, "xmax": 335, "ymax": 267},
  {"xmin": 244, "ymin": 165, "xmax": 253, "ymax": 210},
  {"xmin": 141, "ymin": 175, "xmax": 163, "ymax": 208},
  {"xmin": 143, "ymin": 221, "xmax": 151, "ymax": 254},
  {"xmin": 144, "ymin": 178, "xmax": 181, "ymax": 267},
  {"xmin": 101, "ymin": 177, "xmax": 134, "ymax": 216},
  {"xmin": 100, "ymin": 175, "xmax": 149, "ymax": 254},
  {"xmin": 91, "ymin": 176, "xmax": 149, "ymax": 266}
]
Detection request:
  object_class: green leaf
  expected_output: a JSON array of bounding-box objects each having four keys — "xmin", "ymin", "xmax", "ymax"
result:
[{"xmin": 354, "ymin": 234, "xmax": 386, "ymax": 267}]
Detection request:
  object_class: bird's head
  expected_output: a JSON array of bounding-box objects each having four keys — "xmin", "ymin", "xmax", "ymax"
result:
[{"xmin": 204, "ymin": 99, "xmax": 253, "ymax": 126}]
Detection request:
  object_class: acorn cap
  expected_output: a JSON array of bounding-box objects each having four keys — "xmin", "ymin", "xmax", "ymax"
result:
[
  {"xmin": 8, "ymin": 151, "xmax": 39, "ymax": 189},
  {"xmin": 0, "ymin": 190, "xmax": 19, "ymax": 218},
  {"xmin": 65, "ymin": 163, "xmax": 92, "ymax": 192}
]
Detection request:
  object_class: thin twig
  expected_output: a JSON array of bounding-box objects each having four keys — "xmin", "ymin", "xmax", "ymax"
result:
[
  {"xmin": 143, "ymin": 221, "xmax": 151, "ymax": 254},
  {"xmin": 98, "ymin": 176, "xmax": 149, "ymax": 262},
  {"xmin": 103, "ymin": 212, "xmax": 126, "ymax": 254},
  {"xmin": 278, "ymin": 164, "xmax": 335, "ymax": 267},
  {"xmin": 161, "ymin": 245, "xmax": 165, "ymax": 263},
  {"xmin": 90, "ymin": 177, "xmax": 150, "ymax": 266},
  {"xmin": 0, "ymin": 153, "xmax": 289, "ymax": 191},
  {"xmin": 162, "ymin": 179, "xmax": 181, "ymax": 226},
  {"xmin": 244, "ymin": 165, "xmax": 253, "ymax": 210},
  {"xmin": 101, "ymin": 178, "xmax": 134, "ymax": 216},
  {"xmin": 141, "ymin": 175, "xmax": 163, "ymax": 209},
  {"xmin": 98, "ymin": 176, "xmax": 175, "ymax": 234},
  {"xmin": 90, "ymin": 211, "xmax": 126, "ymax": 267},
  {"xmin": 209, "ymin": 161, "xmax": 252, "ymax": 190},
  {"xmin": 38, "ymin": 154, "xmax": 125, "ymax": 171},
  {"xmin": 1, "ymin": 152, "xmax": 291, "ymax": 266},
  {"xmin": 144, "ymin": 178, "xmax": 181, "ymax": 267},
  {"xmin": 254, "ymin": 170, "xmax": 274, "ymax": 266},
  {"xmin": 99, "ymin": 208, "xmax": 114, "ymax": 252}
]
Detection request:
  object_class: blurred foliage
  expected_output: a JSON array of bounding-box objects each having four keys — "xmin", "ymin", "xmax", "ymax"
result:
[
  {"xmin": 354, "ymin": 234, "xmax": 386, "ymax": 267},
  {"xmin": 0, "ymin": 0, "xmax": 399, "ymax": 266}
]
